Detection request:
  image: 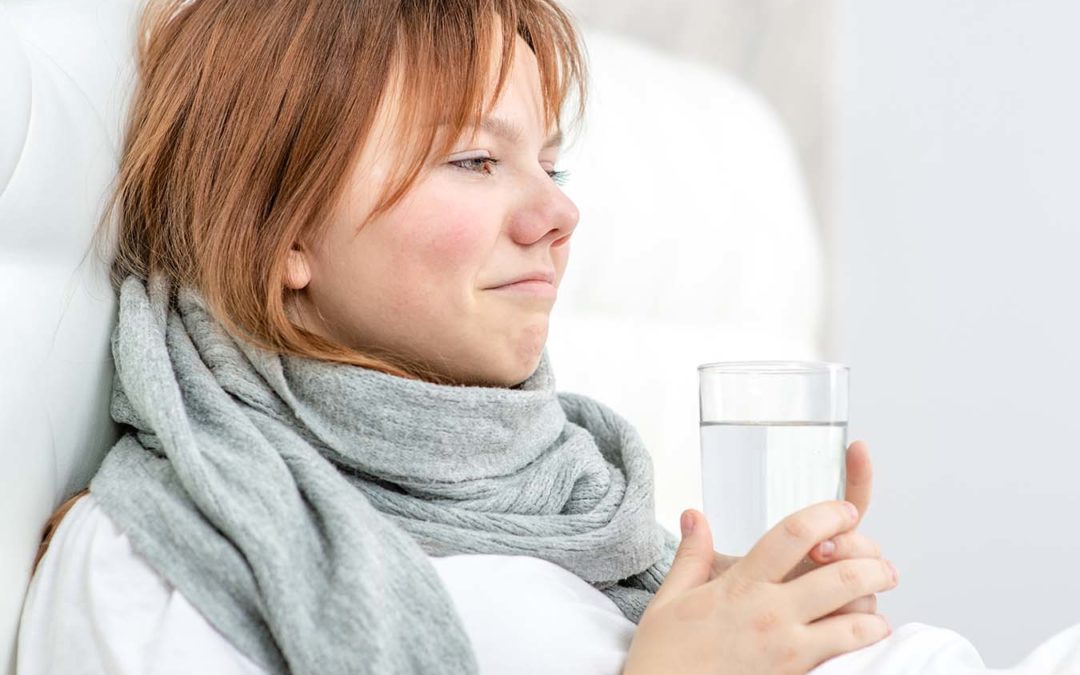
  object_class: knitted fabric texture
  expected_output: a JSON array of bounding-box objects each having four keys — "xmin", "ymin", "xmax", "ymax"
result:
[{"xmin": 90, "ymin": 272, "xmax": 678, "ymax": 674}]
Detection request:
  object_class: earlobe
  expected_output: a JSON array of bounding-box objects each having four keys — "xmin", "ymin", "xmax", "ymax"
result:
[{"xmin": 284, "ymin": 247, "xmax": 312, "ymax": 290}]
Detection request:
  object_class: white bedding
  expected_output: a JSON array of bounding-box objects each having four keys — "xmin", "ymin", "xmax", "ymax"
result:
[
  {"xmin": 17, "ymin": 493, "xmax": 1080, "ymax": 674},
  {"xmin": 814, "ymin": 621, "xmax": 1080, "ymax": 674}
]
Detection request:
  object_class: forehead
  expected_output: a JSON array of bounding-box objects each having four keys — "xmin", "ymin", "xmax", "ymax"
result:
[
  {"xmin": 344, "ymin": 29, "xmax": 559, "ymax": 204},
  {"xmin": 490, "ymin": 35, "xmax": 545, "ymax": 116},
  {"xmin": 375, "ymin": 32, "xmax": 550, "ymax": 144}
]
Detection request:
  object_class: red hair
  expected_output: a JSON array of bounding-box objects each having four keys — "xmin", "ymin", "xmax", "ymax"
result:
[{"xmin": 91, "ymin": 0, "xmax": 588, "ymax": 383}]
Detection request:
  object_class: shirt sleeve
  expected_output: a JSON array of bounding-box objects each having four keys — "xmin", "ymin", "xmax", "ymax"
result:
[{"xmin": 17, "ymin": 493, "xmax": 267, "ymax": 675}]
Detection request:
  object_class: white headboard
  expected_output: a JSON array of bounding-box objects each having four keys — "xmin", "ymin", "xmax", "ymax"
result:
[{"xmin": 1, "ymin": 1, "xmax": 138, "ymax": 671}]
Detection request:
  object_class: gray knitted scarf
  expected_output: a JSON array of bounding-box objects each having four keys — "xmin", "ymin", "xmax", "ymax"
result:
[{"xmin": 89, "ymin": 273, "xmax": 678, "ymax": 675}]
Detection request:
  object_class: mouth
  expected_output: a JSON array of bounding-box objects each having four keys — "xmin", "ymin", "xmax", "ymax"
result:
[{"xmin": 488, "ymin": 279, "xmax": 557, "ymax": 298}]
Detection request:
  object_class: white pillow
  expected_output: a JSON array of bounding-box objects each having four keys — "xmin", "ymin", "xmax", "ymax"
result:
[{"xmin": 0, "ymin": 2, "xmax": 136, "ymax": 671}]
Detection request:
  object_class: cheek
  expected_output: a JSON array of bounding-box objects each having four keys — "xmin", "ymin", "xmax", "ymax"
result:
[
  {"xmin": 323, "ymin": 206, "xmax": 490, "ymax": 353},
  {"xmin": 389, "ymin": 196, "xmax": 495, "ymax": 303}
]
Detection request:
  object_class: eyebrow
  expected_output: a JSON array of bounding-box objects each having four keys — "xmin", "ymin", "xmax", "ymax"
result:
[
  {"xmin": 482, "ymin": 117, "xmax": 563, "ymax": 151},
  {"xmin": 441, "ymin": 116, "xmax": 563, "ymax": 151}
]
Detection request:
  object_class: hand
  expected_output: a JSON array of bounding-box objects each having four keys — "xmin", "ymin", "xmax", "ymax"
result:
[
  {"xmin": 624, "ymin": 500, "xmax": 897, "ymax": 675},
  {"xmin": 707, "ymin": 440, "xmax": 887, "ymax": 618}
]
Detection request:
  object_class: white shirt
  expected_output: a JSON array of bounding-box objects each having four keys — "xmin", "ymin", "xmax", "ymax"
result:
[
  {"xmin": 17, "ymin": 494, "xmax": 637, "ymax": 674},
  {"xmin": 17, "ymin": 494, "xmax": 1080, "ymax": 674}
]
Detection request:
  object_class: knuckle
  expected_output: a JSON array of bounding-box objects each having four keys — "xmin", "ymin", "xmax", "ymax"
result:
[
  {"xmin": 723, "ymin": 570, "xmax": 759, "ymax": 602},
  {"xmin": 779, "ymin": 640, "xmax": 800, "ymax": 666},
  {"xmin": 850, "ymin": 617, "xmax": 869, "ymax": 642},
  {"xmin": 782, "ymin": 516, "xmax": 811, "ymax": 542},
  {"xmin": 759, "ymin": 625, "xmax": 804, "ymax": 673},
  {"xmin": 836, "ymin": 561, "xmax": 863, "ymax": 591},
  {"xmin": 751, "ymin": 609, "xmax": 781, "ymax": 635},
  {"xmin": 880, "ymin": 560, "xmax": 897, "ymax": 587},
  {"xmin": 851, "ymin": 615, "xmax": 883, "ymax": 644}
]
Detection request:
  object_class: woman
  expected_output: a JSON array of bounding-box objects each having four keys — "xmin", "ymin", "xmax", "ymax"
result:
[{"xmin": 17, "ymin": 0, "xmax": 897, "ymax": 673}]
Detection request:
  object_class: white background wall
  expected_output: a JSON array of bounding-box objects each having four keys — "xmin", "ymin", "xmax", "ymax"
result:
[
  {"xmin": 835, "ymin": 0, "xmax": 1080, "ymax": 666},
  {"xmin": 561, "ymin": 0, "xmax": 837, "ymax": 239}
]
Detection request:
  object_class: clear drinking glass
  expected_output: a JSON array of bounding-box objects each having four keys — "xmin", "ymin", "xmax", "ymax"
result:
[{"xmin": 698, "ymin": 361, "xmax": 849, "ymax": 557}]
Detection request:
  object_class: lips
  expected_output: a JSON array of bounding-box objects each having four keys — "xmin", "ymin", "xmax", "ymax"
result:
[
  {"xmin": 488, "ymin": 269, "xmax": 555, "ymax": 288},
  {"xmin": 489, "ymin": 278, "xmax": 557, "ymax": 298}
]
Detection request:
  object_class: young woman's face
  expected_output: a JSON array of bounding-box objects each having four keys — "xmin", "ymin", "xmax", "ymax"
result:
[{"xmin": 286, "ymin": 33, "xmax": 578, "ymax": 387}]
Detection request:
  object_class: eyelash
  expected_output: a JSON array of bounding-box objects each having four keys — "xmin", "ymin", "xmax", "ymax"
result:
[{"xmin": 449, "ymin": 157, "xmax": 571, "ymax": 186}]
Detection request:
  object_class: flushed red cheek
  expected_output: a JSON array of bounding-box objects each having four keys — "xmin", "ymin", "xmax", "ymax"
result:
[{"xmin": 409, "ymin": 211, "xmax": 492, "ymax": 277}]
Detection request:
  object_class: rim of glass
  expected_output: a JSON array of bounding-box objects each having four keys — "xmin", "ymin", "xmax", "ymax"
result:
[{"xmin": 697, "ymin": 360, "xmax": 848, "ymax": 374}]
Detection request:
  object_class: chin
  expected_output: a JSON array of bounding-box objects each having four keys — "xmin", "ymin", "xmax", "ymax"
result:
[
  {"xmin": 483, "ymin": 347, "xmax": 542, "ymax": 389},
  {"xmin": 464, "ymin": 324, "xmax": 546, "ymax": 387}
]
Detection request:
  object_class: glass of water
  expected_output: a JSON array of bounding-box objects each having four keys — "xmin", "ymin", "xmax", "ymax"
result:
[{"xmin": 698, "ymin": 361, "xmax": 849, "ymax": 557}]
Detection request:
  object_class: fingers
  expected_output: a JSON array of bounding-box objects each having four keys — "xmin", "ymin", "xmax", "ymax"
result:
[
  {"xmin": 809, "ymin": 529, "xmax": 882, "ymax": 566},
  {"xmin": 784, "ymin": 530, "xmax": 884, "ymax": 583},
  {"xmin": 788, "ymin": 557, "xmax": 899, "ymax": 623},
  {"xmin": 781, "ymin": 554, "xmax": 822, "ymax": 584},
  {"xmin": 802, "ymin": 612, "xmax": 892, "ymax": 670},
  {"xmin": 653, "ymin": 509, "xmax": 715, "ymax": 605},
  {"xmin": 709, "ymin": 551, "xmax": 740, "ymax": 581},
  {"xmin": 844, "ymin": 440, "xmax": 873, "ymax": 525},
  {"xmin": 825, "ymin": 594, "xmax": 877, "ymax": 618},
  {"xmin": 737, "ymin": 501, "xmax": 859, "ymax": 584}
]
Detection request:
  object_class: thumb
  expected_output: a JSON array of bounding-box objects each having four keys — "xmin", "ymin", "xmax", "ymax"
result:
[{"xmin": 654, "ymin": 509, "xmax": 715, "ymax": 605}]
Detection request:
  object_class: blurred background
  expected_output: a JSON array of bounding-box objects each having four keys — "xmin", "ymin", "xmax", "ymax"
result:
[{"xmin": 560, "ymin": 0, "xmax": 1080, "ymax": 668}]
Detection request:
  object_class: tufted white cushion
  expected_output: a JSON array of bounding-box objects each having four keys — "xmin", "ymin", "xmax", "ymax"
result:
[
  {"xmin": 0, "ymin": 3, "xmax": 823, "ymax": 672},
  {"xmin": 0, "ymin": 1, "xmax": 139, "ymax": 671}
]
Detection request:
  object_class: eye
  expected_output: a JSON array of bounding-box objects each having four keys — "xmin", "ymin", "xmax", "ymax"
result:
[
  {"xmin": 547, "ymin": 169, "xmax": 571, "ymax": 186},
  {"xmin": 448, "ymin": 156, "xmax": 571, "ymax": 186},
  {"xmin": 449, "ymin": 156, "xmax": 499, "ymax": 175}
]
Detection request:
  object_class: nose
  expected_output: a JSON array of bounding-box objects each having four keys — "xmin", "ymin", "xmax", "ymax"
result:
[{"xmin": 508, "ymin": 170, "xmax": 579, "ymax": 247}]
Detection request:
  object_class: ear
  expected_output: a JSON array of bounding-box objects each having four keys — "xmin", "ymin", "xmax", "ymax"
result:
[{"xmin": 284, "ymin": 246, "xmax": 312, "ymax": 290}]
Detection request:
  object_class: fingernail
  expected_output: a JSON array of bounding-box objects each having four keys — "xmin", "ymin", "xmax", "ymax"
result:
[
  {"xmin": 819, "ymin": 539, "xmax": 836, "ymax": 557},
  {"xmin": 680, "ymin": 510, "xmax": 695, "ymax": 536},
  {"xmin": 845, "ymin": 502, "xmax": 859, "ymax": 521},
  {"xmin": 886, "ymin": 560, "xmax": 899, "ymax": 584}
]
